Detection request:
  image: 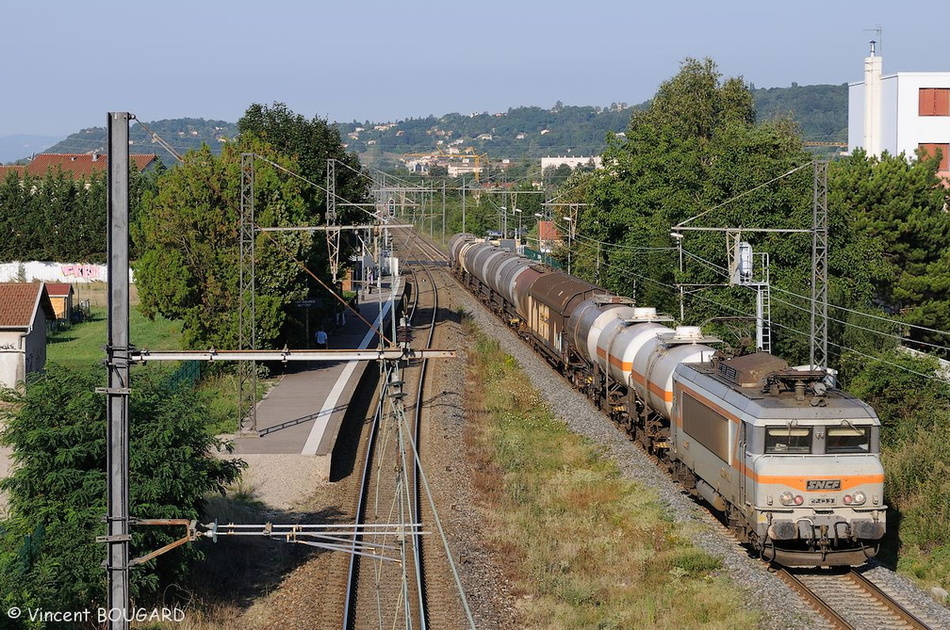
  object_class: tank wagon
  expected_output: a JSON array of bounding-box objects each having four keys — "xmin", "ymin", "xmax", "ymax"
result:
[{"xmin": 450, "ymin": 233, "xmax": 886, "ymax": 567}]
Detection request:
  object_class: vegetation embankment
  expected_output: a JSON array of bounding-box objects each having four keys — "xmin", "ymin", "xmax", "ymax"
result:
[
  {"xmin": 465, "ymin": 325, "xmax": 760, "ymax": 629},
  {"xmin": 843, "ymin": 351, "xmax": 950, "ymax": 595}
]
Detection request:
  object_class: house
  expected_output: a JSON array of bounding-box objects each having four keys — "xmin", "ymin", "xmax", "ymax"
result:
[
  {"xmin": 6, "ymin": 153, "xmax": 159, "ymax": 179},
  {"xmin": 0, "ymin": 283, "xmax": 55, "ymax": 390},
  {"xmin": 537, "ymin": 220, "xmax": 561, "ymax": 254},
  {"xmin": 45, "ymin": 283, "xmax": 75, "ymax": 325},
  {"xmin": 848, "ymin": 43, "xmax": 950, "ymax": 179},
  {"xmin": 541, "ymin": 156, "xmax": 603, "ymax": 171}
]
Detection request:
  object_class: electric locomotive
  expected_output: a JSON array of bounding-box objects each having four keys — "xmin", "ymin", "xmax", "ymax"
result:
[{"xmin": 450, "ymin": 233, "xmax": 886, "ymax": 566}]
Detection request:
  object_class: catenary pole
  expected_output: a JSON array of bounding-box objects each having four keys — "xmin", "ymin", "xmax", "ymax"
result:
[{"xmin": 105, "ymin": 111, "xmax": 131, "ymax": 629}]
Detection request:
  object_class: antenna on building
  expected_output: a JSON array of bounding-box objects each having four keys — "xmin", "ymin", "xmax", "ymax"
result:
[{"xmin": 864, "ymin": 25, "xmax": 883, "ymax": 55}]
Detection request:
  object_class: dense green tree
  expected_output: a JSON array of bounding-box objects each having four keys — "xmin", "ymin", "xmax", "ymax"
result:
[
  {"xmin": 829, "ymin": 149, "xmax": 950, "ymax": 348},
  {"xmin": 134, "ymin": 138, "xmax": 313, "ymax": 350},
  {"xmin": 0, "ymin": 364, "xmax": 243, "ymax": 622},
  {"xmin": 0, "ymin": 166, "xmax": 158, "ymax": 264},
  {"xmin": 576, "ymin": 58, "xmax": 815, "ymax": 358},
  {"xmin": 238, "ymin": 102, "xmax": 368, "ymax": 223}
]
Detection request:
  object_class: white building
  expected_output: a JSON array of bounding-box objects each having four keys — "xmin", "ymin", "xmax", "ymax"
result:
[
  {"xmin": 848, "ymin": 42, "xmax": 950, "ymax": 178},
  {"xmin": 540, "ymin": 156, "xmax": 603, "ymax": 171},
  {"xmin": 0, "ymin": 283, "xmax": 55, "ymax": 390}
]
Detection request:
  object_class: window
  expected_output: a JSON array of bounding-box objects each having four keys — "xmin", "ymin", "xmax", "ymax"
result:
[
  {"xmin": 765, "ymin": 427, "xmax": 812, "ymax": 454},
  {"xmin": 826, "ymin": 426, "xmax": 870, "ymax": 454},
  {"xmin": 919, "ymin": 88, "xmax": 950, "ymax": 116},
  {"xmin": 919, "ymin": 143, "xmax": 950, "ymax": 171}
]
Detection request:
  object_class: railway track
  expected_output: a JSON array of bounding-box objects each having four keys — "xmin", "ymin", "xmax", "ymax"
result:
[
  {"xmin": 777, "ymin": 567, "xmax": 935, "ymax": 630},
  {"xmin": 342, "ymin": 227, "xmax": 473, "ymax": 629}
]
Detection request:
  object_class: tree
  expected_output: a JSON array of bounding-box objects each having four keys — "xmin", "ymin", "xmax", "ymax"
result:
[
  {"xmin": 237, "ymin": 102, "xmax": 367, "ymax": 223},
  {"xmin": 0, "ymin": 364, "xmax": 243, "ymax": 619},
  {"xmin": 0, "ymin": 166, "xmax": 158, "ymax": 264},
  {"xmin": 134, "ymin": 139, "xmax": 313, "ymax": 350},
  {"xmin": 829, "ymin": 149, "xmax": 950, "ymax": 348},
  {"xmin": 578, "ymin": 58, "xmax": 814, "ymax": 354},
  {"xmin": 135, "ymin": 103, "xmax": 372, "ymax": 350}
]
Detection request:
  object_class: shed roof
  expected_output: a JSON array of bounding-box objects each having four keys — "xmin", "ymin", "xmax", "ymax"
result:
[
  {"xmin": 45, "ymin": 283, "xmax": 75, "ymax": 298},
  {"xmin": 0, "ymin": 283, "xmax": 55, "ymax": 329}
]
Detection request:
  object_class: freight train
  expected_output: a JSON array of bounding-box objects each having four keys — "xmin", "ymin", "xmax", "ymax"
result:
[{"xmin": 450, "ymin": 233, "xmax": 886, "ymax": 567}]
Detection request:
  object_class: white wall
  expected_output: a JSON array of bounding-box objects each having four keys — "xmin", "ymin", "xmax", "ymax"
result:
[
  {"xmin": 0, "ymin": 262, "xmax": 135, "ymax": 283},
  {"xmin": 851, "ymin": 70, "xmax": 950, "ymax": 163},
  {"xmin": 848, "ymin": 82, "xmax": 866, "ymax": 153},
  {"xmin": 0, "ymin": 332, "xmax": 26, "ymax": 389},
  {"xmin": 0, "ymin": 314, "xmax": 47, "ymax": 390},
  {"xmin": 892, "ymin": 73, "xmax": 950, "ymax": 158}
]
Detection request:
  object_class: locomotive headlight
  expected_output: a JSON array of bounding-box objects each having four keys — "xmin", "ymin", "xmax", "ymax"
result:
[
  {"xmin": 793, "ymin": 495, "xmax": 804, "ymax": 506},
  {"xmin": 843, "ymin": 494, "xmax": 853, "ymax": 505},
  {"xmin": 852, "ymin": 491, "xmax": 867, "ymax": 505},
  {"xmin": 780, "ymin": 491, "xmax": 794, "ymax": 506}
]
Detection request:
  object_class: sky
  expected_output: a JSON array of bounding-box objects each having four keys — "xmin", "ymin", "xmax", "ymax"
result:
[{"xmin": 2, "ymin": 0, "xmax": 946, "ymax": 137}]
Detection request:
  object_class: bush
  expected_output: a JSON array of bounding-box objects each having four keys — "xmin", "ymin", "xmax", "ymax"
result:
[{"xmin": 0, "ymin": 364, "xmax": 245, "ymax": 624}]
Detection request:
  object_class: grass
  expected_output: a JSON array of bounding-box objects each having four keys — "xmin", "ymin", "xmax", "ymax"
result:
[
  {"xmin": 44, "ymin": 302, "xmax": 263, "ymax": 435},
  {"xmin": 47, "ymin": 305, "xmax": 184, "ymax": 369},
  {"xmin": 880, "ymin": 424, "xmax": 950, "ymax": 602},
  {"xmin": 465, "ymin": 325, "xmax": 764, "ymax": 629}
]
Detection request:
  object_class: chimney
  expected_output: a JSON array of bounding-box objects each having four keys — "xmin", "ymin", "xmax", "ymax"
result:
[{"xmin": 863, "ymin": 41, "xmax": 883, "ymax": 157}]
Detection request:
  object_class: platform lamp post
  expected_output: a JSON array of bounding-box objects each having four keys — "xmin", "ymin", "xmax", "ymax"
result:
[
  {"xmin": 499, "ymin": 206, "xmax": 507, "ymax": 238},
  {"xmin": 534, "ymin": 212, "xmax": 544, "ymax": 254},
  {"xmin": 563, "ymin": 216, "xmax": 575, "ymax": 275},
  {"xmin": 514, "ymin": 208, "xmax": 522, "ymax": 242}
]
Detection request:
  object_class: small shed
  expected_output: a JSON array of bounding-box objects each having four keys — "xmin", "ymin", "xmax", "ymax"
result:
[
  {"xmin": 0, "ymin": 283, "xmax": 55, "ymax": 390},
  {"xmin": 45, "ymin": 283, "xmax": 75, "ymax": 325}
]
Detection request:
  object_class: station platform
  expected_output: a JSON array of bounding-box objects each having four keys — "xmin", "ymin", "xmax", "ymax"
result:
[{"xmin": 228, "ymin": 278, "xmax": 401, "ymax": 481}]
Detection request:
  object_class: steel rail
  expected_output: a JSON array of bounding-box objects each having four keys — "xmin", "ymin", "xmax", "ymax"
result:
[
  {"xmin": 778, "ymin": 568, "xmax": 935, "ymax": 630},
  {"xmin": 846, "ymin": 570, "xmax": 932, "ymax": 630},
  {"xmin": 342, "ymin": 365, "xmax": 391, "ymax": 629},
  {"xmin": 776, "ymin": 568, "xmax": 854, "ymax": 629},
  {"xmin": 406, "ymin": 245, "xmax": 439, "ymax": 629}
]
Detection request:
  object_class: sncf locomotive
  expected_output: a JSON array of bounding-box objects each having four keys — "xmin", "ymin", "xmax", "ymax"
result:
[{"xmin": 450, "ymin": 233, "xmax": 886, "ymax": 567}]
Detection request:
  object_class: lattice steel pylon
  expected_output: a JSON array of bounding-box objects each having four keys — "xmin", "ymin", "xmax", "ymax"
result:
[
  {"xmin": 326, "ymin": 158, "xmax": 342, "ymax": 282},
  {"xmin": 810, "ymin": 160, "xmax": 829, "ymax": 370},
  {"xmin": 238, "ymin": 153, "xmax": 258, "ymax": 434}
]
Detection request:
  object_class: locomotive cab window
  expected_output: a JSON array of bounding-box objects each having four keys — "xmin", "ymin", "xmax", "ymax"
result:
[
  {"xmin": 826, "ymin": 426, "xmax": 870, "ymax": 454},
  {"xmin": 765, "ymin": 427, "xmax": 812, "ymax": 454}
]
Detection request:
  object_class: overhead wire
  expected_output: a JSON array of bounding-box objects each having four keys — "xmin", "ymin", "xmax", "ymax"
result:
[{"xmin": 580, "ymin": 235, "xmax": 950, "ymax": 382}]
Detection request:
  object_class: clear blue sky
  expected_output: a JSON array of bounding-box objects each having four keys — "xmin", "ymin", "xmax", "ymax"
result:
[{"xmin": 3, "ymin": 0, "xmax": 945, "ymax": 137}]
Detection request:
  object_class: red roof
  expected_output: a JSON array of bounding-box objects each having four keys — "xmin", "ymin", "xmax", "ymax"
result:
[
  {"xmin": 16, "ymin": 153, "xmax": 157, "ymax": 179},
  {"xmin": 0, "ymin": 283, "xmax": 55, "ymax": 328},
  {"xmin": 45, "ymin": 283, "xmax": 74, "ymax": 298},
  {"xmin": 0, "ymin": 165, "xmax": 27, "ymax": 177},
  {"xmin": 538, "ymin": 220, "xmax": 561, "ymax": 242}
]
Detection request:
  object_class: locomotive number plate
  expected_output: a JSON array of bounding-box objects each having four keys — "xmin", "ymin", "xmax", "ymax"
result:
[
  {"xmin": 810, "ymin": 498, "xmax": 835, "ymax": 504},
  {"xmin": 806, "ymin": 479, "xmax": 841, "ymax": 491}
]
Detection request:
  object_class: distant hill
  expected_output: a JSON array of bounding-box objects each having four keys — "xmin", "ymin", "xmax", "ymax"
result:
[
  {"xmin": 21, "ymin": 84, "xmax": 849, "ymax": 167},
  {"xmin": 41, "ymin": 118, "xmax": 238, "ymax": 163},
  {"xmin": 0, "ymin": 134, "xmax": 62, "ymax": 164},
  {"xmin": 752, "ymin": 83, "xmax": 848, "ymax": 141},
  {"xmin": 336, "ymin": 102, "xmax": 641, "ymax": 167}
]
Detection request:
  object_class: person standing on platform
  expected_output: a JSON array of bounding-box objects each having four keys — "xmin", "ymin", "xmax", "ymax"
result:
[{"xmin": 315, "ymin": 328, "xmax": 328, "ymax": 350}]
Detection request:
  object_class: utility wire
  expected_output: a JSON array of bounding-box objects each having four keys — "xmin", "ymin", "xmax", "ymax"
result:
[{"xmin": 674, "ymin": 163, "xmax": 811, "ymax": 228}]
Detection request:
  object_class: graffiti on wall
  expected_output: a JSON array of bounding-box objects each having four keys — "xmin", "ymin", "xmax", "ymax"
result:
[
  {"xmin": 60, "ymin": 264, "xmax": 103, "ymax": 280},
  {"xmin": 0, "ymin": 262, "xmax": 133, "ymax": 283}
]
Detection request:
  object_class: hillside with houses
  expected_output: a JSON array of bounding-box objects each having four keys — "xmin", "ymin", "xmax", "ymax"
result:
[{"xmin": 1, "ymin": 84, "xmax": 848, "ymax": 168}]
